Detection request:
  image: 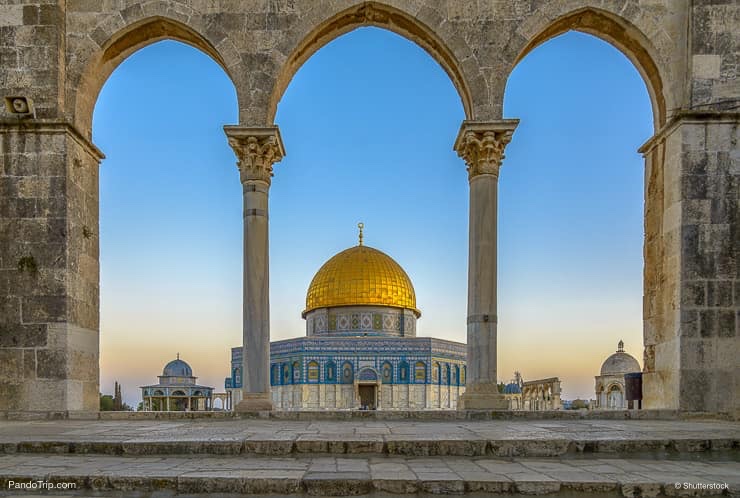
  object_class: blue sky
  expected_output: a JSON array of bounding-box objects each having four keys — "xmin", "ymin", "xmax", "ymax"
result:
[{"xmin": 93, "ymin": 28, "xmax": 652, "ymax": 407}]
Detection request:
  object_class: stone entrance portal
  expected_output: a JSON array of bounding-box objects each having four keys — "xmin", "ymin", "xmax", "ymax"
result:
[{"xmin": 358, "ymin": 385, "xmax": 376, "ymax": 410}]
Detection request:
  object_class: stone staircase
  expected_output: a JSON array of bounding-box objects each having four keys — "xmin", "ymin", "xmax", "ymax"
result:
[{"xmin": 0, "ymin": 417, "xmax": 738, "ymax": 497}]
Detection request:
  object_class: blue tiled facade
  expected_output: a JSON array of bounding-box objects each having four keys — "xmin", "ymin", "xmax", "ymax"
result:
[{"xmin": 225, "ymin": 337, "xmax": 466, "ymax": 390}]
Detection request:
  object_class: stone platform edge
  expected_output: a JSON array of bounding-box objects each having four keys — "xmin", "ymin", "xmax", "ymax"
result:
[
  {"xmin": 3, "ymin": 436, "xmax": 738, "ymax": 458},
  {"xmin": 0, "ymin": 471, "xmax": 723, "ymax": 497},
  {"xmin": 1, "ymin": 409, "xmax": 736, "ymax": 421}
]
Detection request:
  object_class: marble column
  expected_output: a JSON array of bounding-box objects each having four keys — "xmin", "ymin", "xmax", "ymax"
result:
[
  {"xmin": 224, "ymin": 126, "xmax": 286, "ymax": 411},
  {"xmin": 454, "ymin": 120, "xmax": 518, "ymax": 410}
]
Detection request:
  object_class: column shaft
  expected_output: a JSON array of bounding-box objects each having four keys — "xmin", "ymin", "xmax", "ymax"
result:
[
  {"xmin": 243, "ymin": 180, "xmax": 270, "ymax": 397},
  {"xmin": 224, "ymin": 126, "xmax": 285, "ymax": 411},
  {"xmin": 454, "ymin": 120, "xmax": 518, "ymax": 410},
  {"xmin": 467, "ymin": 174, "xmax": 499, "ymax": 387}
]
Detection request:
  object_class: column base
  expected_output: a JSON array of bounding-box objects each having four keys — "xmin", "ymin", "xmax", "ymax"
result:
[
  {"xmin": 234, "ymin": 392, "xmax": 273, "ymax": 412},
  {"xmin": 458, "ymin": 383, "xmax": 509, "ymax": 410}
]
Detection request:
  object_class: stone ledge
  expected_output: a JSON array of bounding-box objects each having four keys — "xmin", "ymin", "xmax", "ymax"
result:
[
  {"xmin": 2, "ymin": 437, "xmax": 737, "ymax": 458},
  {"xmin": 3, "ymin": 408, "xmax": 736, "ymax": 421},
  {"xmin": 0, "ymin": 454, "xmax": 737, "ymax": 497}
]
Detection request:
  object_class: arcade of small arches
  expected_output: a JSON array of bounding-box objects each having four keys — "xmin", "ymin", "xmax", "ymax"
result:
[
  {"xmin": 1, "ymin": 0, "xmax": 736, "ymax": 416},
  {"xmin": 140, "ymin": 356, "xmax": 232, "ymax": 412}
]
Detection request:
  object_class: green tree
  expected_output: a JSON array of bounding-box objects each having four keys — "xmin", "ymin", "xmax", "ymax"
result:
[
  {"xmin": 99, "ymin": 394, "xmax": 114, "ymax": 411},
  {"xmin": 570, "ymin": 399, "xmax": 588, "ymax": 410}
]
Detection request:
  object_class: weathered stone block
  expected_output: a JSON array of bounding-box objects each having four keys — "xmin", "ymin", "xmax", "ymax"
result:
[
  {"xmin": 707, "ymin": 280, "xmax": 733, "ymax": 307},
  {"xmin": 0, "ymin": 323, "xmax": 47, "ymax": 348},
  {"xmin": 681, "ymin": 281, "xmax": 705, "ymax": 306},
  {"xmin": 21, "ymin": 296, "xmax": 66, "ymax": 323},
  {"xmin": 36, "ymin": 349, "xmax": 68, "ymax": 379},
  {"xmin": 0, "ymin": 350, "xmax": 23, "ymax": 380}
]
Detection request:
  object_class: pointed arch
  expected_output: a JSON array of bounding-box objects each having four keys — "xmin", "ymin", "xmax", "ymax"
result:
[
  {"xmin": 268, "ymin": 1, "xmax": 474, "ymax": 122},
  {"xmin": 509, "ymin": 7, "xmax": 666, "ymax": 129},
  {"xmin": 73, "ymin": 16, "xmax": 238, "ymax": 138}
]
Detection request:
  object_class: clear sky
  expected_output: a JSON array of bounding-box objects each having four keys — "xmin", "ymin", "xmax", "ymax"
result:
[{"xmin": 93, "ymin": 28, "xmax": 652, "ymax": 408}]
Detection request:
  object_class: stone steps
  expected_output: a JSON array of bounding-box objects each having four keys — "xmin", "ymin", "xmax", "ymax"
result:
[
  {"xmin": 0, "ymin": 453, "xmax": 738, "ymax": 497},
  {"xmin": 3, "ymin": 436, "xmax": 738, "ymax": 458}
]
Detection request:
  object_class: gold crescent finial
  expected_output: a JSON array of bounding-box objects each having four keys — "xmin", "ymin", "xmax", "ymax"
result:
[{"xmin": 358, "ymin": 222, "xmax": 364, "ymax": 246}]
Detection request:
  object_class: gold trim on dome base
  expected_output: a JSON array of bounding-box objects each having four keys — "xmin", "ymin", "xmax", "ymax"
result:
[{"xmin": 304, "ymin": 245, "xmax": 420, "ymax": 318}]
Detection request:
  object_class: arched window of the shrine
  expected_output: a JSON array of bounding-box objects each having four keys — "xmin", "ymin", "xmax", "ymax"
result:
[
  {"xmin": 307, "ymin": 361, "xmax": 320, "ymax": 383},
  {"xmin": 292, "ymin": 361, "xmax": 301, "ymax": 383},
  {"xmin": 398, "ymin": 361, "xmax": 409, "ymax": 384},
  {"xmin": 325, "ymin": 361, "xmax": 337, "ymax": 383},
  {"xmin": 271, "ymin": 364, "xmax": 280, "ymax": 386},
  {"xmin": 341, "ymin": 361, "xmax": 354, "ymax": 384},
  {"xmin": 414, "ymin": 361, "xmax": 426, "ymax": 383},
  {"xmin": 381, "ymin": 362, "xmax": 393, "ymax": 384}
]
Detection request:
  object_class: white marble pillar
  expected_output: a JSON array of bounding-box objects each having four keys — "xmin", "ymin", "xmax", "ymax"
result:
[
  {"xmin": 224, "ymin": 126, "xmax": 285, "ymax": 411},
  {"xmin": 454, "ymin": 120, "xmax": 518, "ymax": 410}
]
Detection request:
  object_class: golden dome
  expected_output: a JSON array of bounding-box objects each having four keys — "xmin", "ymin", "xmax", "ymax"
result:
[{"xmin": 304, "ymin": 245, "xmax": 420, "ymax": 317}]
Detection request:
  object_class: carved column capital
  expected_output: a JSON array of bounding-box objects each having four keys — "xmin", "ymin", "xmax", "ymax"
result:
[
  {"xmin": 224, "ymin": 126, "xmax": 286, "ymax": 185},
  {"xmin": 453, "ymin": 120, "xmax": 519, "ymax": 181}
]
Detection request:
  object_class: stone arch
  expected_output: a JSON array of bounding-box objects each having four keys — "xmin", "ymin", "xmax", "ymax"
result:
[
  {"xmin": 72, "ymin": 15, "xmax": 238, "ymax": 138},
  {"xmin": 268, "ymin": 1, "xmax": 476, "ymax": 123},
  {"xmin": 358, "ymin": 367, "xmax": 379, "ymax": 382},
  {"xmin": 506, "ymin": 6, "xmax": 668, "ymax": 129}
]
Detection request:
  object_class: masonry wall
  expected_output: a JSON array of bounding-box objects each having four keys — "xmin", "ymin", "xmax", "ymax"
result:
[{"xmin": 0, "ymin": 124, "xmax": 100, "ymax": 411}]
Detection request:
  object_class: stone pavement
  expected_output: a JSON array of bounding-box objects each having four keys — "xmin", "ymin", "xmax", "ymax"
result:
[
  {"xmin": 0, "ymin": 453, "xmax": 738, "ymax": 497},
  {"xmin": 0, "ymin": 418, "xmax": 738, "ymax": 496},
  {"xmin": 0, "ymin": 418, "xmax": 738, "ymax": 457}
]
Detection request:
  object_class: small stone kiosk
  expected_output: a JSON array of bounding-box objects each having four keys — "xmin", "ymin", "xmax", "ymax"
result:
[
  {"xmin": 141, "ymin": 355, "xmax": 214, "ymax": 411},
  {"xmin": 594, "ymin": 341, "xmax": 641, "ymax": 409}
]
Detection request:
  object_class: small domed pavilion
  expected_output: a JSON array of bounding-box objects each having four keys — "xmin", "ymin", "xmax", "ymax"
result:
[
  {"xmin": 594, "ymin": 340, "xmax": 641, "ymax": 409},
  {"xmin": 141, "ymin": 355, "xmax": 215, "ymax": 411}
]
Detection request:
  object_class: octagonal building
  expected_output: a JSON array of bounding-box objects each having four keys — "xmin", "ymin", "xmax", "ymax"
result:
[{"xmin": 226, "ymin": 230, "xmax": 466, "ymax": 410}]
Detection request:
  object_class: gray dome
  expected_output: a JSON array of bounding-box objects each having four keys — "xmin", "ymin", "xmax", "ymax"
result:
[
  {"xmin": 600, "ymin": 352, "xmax": 640, "ymax": 376},
  {"xmin": 163, "ymin": 358, "xmax": 192, "ymax": 377}
]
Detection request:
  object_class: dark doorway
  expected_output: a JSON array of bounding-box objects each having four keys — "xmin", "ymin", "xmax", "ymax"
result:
[{"xmin": 358, "ymin": 385, "xmax": 376, "ymax": 409}]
